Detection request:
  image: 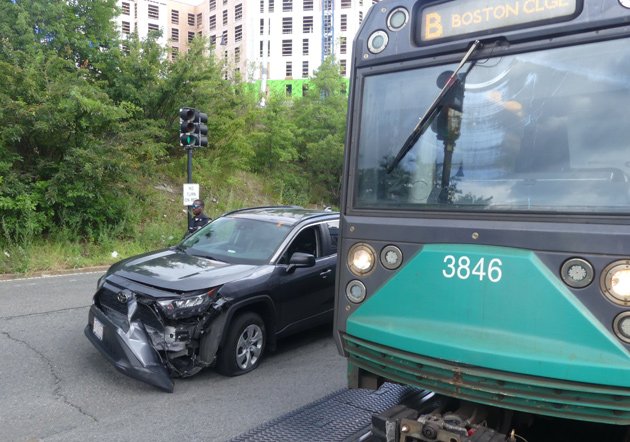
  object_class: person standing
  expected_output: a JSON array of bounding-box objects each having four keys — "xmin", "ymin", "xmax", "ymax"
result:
[{"xmin": 188, "ymin": 199, "xmax": 210, "ymax": 235}]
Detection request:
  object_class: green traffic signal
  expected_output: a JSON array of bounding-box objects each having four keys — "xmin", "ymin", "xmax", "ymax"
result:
[{"xmin": 179, "ymin": 107, "xmax": 208, "ymax": 147}]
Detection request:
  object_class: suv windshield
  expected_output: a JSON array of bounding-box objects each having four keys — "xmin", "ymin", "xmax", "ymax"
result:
[
  {"xmin": 355, "ymin": 37, "xmax": 630, "ymax": 214},
  {"xmin": 181, "ymin": 216, "xmax": 291, "ymax": 264}
]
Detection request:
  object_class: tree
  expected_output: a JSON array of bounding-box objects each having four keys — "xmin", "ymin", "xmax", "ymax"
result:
[{"xmin": 292, "ymin": 56, "xmax": 348, "ymax": 203}]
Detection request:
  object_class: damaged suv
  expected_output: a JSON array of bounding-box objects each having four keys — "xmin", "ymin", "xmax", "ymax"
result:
[{"xmin": 85, "ymin": 206, "xmax": 339, "ymax": 392}]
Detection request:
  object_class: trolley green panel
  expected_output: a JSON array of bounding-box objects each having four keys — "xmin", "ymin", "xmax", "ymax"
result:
[{"xmin": 347, "ymin": 244, "xmax": 630, "ymax": 387}]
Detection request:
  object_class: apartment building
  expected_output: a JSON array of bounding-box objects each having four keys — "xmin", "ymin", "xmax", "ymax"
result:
[{"xmin": 115, "ymin": 0, "xmax": 377, "ymax": 94}]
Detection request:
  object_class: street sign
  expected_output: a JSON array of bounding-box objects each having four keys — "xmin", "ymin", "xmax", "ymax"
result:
[{"xmin": 183, "ymin": 183, "xmax": 200, "ymax": 205}]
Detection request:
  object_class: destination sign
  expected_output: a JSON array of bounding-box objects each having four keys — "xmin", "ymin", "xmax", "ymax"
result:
[{"xmin": 421, "ymin": 0, "xmax": 578, "ymax": 42}]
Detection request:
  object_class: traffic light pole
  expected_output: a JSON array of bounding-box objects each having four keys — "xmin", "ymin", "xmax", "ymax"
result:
[
  {"xmin": 187, "ymin": 146, "xmax": 193, "ymax": 232},
  {"xmin": 179, "ymin": 107, "xmax": 208, "ymax": 235}
]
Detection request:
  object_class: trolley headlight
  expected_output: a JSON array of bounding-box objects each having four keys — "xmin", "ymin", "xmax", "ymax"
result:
[
  {"xmin": 347, "ymin": 243, "xmax": 376, "ymax": 276},
  {"xmin": 387, "ymin": 8, "xmax": 409, "ymax": 31},
  {"xmin": 346, "ymin": 280, "xmax": 367, "ymax": 304},
  {"xmin": 367, "ymin": 30, "xmax": 388, "ymax": 54},
  {"xmin": 601, "ymin": 260, "xmax": 630, "ymax": 305},
  {"xmin": 613, "ymin": 312, "xmax": 630, "ymax": 343}
]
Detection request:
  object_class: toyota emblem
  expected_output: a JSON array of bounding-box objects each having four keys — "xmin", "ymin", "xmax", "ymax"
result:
[{"xmin": 117, "ymin": 290, "xmax": 132, "ymax": 303}]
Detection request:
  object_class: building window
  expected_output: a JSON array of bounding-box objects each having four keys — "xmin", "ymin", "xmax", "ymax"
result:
[
  {"xmin": 171, "ymin": 9, "xmax": 179, "ymax": 24},
  {"xmin": 302, "ymin": 38, "xmax": 309, "ymax": 55},
  {"xmin": 324, "ymin": 15, "xmax": 332, "ymax": 30},
  {"xmin": 148, "ymin": 23, "xmax": 159, "ymax": 33},
  {"xmin": 210, "ymin": 34, "xmax": 216, "ymax": 46},
  {"xmin": 340, "ymin": 36, "xmax": 347, "ymax": 54},
  {"xmin": 188, "ymin": 13, "xmax": 195, "ymax": 26},
  {"xmin": 269, "ymin": 0, "xmax": 274, "ymax": 12},
  {"xmin": 302, "ymin": 60, "xmax": 308, "ymax": 78},
  {"xmin": 303, "ymin": 0, "xmax": 313, "ymax": 11},
  {"xmin": 341, "ymin": 0, "xmax": 351, "ymax": 8},
  {"xmin": 222, "ymin": 10, "xmax": 227, "ymax": 26},
  {"xmin": 340, "ymin": 14, "xmax": 347, "ymax": 31},
  {"xmin": 340, "ymin": 59, "xmax": 347, "ymax": 76},
  {"xmin": 359, "ymin": 11, "xmax": 363, "ymax": 24},
  {"xmin": 283, "ymin": 0, "xmax": 292, "ymax": 12},
  {"xmin": 209, "ymin": 15, "xmax": 216, "ymax": 30},
  {"xmin": 286, "ymin": 61, "xmax": 292, "ymax": 77},
  {"xmin": 259, "ymin": 40, "xmax": 263, "ymax": 57},
  {"xmin": 235, "ymin": 25, "xmax": 242, "ymax": 42},
  {"xmin": 260, "ymin": 18, "xmax": 264, "ymax": 35},
  {"xmin": 224, "ymin": 50, "xmax": 228, "ymax": 62},
  {"xmin": 268, "ymin": 40, "xmax": 271, "ymax": 56},
  {"xmin": 303, "ymin": 16, "xmax": 313, "ymax": 33},
  {"xmin": 282, "ymin": 17, "xmax": 292, "ymax": 34},
  {"xmin": 171, "ymin": 47, "xmax": 178, "ymax": 60},
  {"xmin": 172, "ymin": 28, "xmax": 179, "ymax": 42},
  {"xmin": 198, "ymin": 30, "xmax": 203, "ymax": 37},
  {"xmin": 235, "ymin": 4, "xmax": 242, "ymax": 21},
  {"xmin": 121, "ymin": 45, "xmax": 129, "ymax": 54},
  {"xmin": 121, "ymin": 2, "xmax": 130, "ymax": 15},
  {"xmin": 260, "ymin": 0, "xmax": 264, "ymax": 13},
  {"xmin": 197, "ymin": 13, "xmax": 202, "ymax": 26},
  {"xmin": 285, "ymin": 84, "xmax": 292, "ymax": 96},
  {"xmin": 221, "ymin": 30, "xmax": 228, "ymax": 45},
  {"xmin": 235, "ymin": 46, "xmax": 240, "ymax": 63},
  {"xmin": 223, "ymin": 0, "xmax": 228, "ymax": 4},
  {"xmin": 121, "ymin": 21, "xmax": 130, "ymax": 34},
  {"xmin": 188, "ymin": 31, "xmax": 195, "ymax": 42},
  {"xmin": 209, "ymin": 0, "xmax": 216, "ymax": 10},
  {"xmin": 148, "ymin": 4, "xmax": 159, "ymax": 19},
  {"xmin": 282, "ymin": 39, "xmax": 292, "ymax": 56}
]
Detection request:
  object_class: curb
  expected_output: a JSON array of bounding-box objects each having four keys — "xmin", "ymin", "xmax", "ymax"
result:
[{"xmin": 0, "ymin": 265, "xmax": 110, "ymax": 281}]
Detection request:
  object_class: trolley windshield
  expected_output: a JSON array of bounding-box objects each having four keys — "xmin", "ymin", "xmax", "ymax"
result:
[{"xmin": 354, "ymin": 38, "xmax": 630, "ymax": 214}]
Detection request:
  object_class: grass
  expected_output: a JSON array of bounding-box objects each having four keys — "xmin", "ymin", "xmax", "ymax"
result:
[{"xmin": 0, "ymin": 171, "xmax": 289, "ymax": 276}]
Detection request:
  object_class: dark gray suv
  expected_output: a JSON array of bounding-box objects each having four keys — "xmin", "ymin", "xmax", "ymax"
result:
[{"xmin": 85, "ymin": 206, "xmax": 339, "ymax": 391}]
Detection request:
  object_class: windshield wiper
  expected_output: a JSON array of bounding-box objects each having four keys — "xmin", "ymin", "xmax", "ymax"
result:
[
  {"xmin": 188, "ymin": 250, "xmax": 225, "ymax": 262},
  {"xmin": 386, "ymin": 40, "xmax": 482, "ymax": 174}
]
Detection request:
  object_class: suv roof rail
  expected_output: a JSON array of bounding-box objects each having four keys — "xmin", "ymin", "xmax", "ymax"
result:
[{"xmin": 221, "ymin": 205, "xmax": 303, "ymax": 217}]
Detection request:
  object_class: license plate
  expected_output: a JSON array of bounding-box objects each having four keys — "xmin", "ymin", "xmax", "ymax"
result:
[{"xmin": 93, "ymin": 317, "xmax": 104, "ymax": 341}]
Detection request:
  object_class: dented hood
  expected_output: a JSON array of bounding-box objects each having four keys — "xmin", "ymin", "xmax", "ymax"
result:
[{"xmin": 108, "ymin": 248, "xmax": 261, "ymax": 292}]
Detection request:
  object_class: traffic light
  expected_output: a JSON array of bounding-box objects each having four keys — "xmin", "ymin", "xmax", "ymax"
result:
[{"xmin": 179, "ymin": 107, "xmax": 208, "ymax": 147}]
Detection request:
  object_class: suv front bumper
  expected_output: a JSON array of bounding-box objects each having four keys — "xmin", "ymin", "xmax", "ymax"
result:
[{"xmin": 85, "ymin": 304, "xmax": 174, "ymax": 392}]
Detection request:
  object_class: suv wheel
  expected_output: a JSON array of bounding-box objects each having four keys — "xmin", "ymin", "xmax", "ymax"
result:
[{"xmin": 217, "ymin": 312, "xmax": 266, "ymax": 376}]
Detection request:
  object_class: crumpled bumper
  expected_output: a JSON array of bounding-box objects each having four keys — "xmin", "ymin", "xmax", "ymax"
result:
[{"xmin": 85, "ymin": 304, "xmax": 174, "ymax": 392}]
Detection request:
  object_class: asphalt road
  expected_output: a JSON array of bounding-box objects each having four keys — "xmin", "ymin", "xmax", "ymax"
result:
[{"xmin": 0, "ymin": 272, "xmax": 347, "ymax": 442}]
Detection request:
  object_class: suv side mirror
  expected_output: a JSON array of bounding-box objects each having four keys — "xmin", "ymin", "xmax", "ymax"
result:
[{"xmin": 286, "ymin": 252, "xmax": 315, "ymax": 273}]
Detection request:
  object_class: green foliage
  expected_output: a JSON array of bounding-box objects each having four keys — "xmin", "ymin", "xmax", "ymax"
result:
[
  {"xmin": 292, "ymin": 57, "xmax": 348, "ymax": 203},
  {"xmin": 0, "ymin": 1, "xmax": 349, "ymax": 274}
]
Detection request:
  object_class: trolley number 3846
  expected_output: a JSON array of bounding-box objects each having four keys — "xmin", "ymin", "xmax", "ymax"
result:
[{"xmin": 442, "ymin": 255, "xmax": 503, "ymax": 283}]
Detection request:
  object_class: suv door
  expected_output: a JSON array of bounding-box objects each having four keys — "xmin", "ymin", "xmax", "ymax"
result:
[{"xmin": 272, "ymin": 221, "xmax": 337, "ymax": 335}]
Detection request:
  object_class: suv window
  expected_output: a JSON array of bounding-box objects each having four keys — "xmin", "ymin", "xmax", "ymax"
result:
[
  {"xmin": 324, "ymin": 220, "xmax": 339, "ymax": 255},
  {"xmin": 280, "ymin": 225, "xmax": 319, "ymax": 263}
]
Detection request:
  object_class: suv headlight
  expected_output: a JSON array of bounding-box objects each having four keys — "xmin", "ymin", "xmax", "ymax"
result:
[{"xmin": 157, "ymin": 287, "xmax": 220, "ymax": 319}]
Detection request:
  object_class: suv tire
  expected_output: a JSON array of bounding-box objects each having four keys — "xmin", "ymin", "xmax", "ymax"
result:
[{"xmin": 217, "ymin": 312, "xmax": 266, "ymax": 376}]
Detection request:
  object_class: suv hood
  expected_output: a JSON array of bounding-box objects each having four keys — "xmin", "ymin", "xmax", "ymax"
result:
[{"xmin": 109, "ymin": 249, "xmax": 261, "ymax": 292}]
